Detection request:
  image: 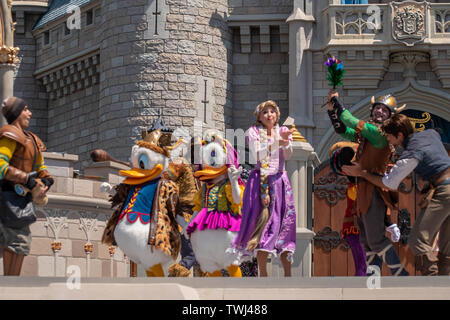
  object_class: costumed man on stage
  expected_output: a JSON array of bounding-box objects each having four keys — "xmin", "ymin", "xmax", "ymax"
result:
[
  {"xmin": 185, "ymin": 130, "xmax": 245, "ymax": 277},
  {"xmin": 327, "ymin": 90, "xmax": 408, "ymax": 276},
  {"xmin": 101, "ymin": 117, "xmax": 186, "ymax": 277},
  {"xmin": 344, "ymin": 113, "xmax": 450, "ymax": 275},
  {"xmin": 0, "ymin": 97, "xmax": 54, "ymax": 276}
]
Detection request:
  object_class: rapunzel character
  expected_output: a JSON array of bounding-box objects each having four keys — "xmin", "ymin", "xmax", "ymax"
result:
[{"xmin": 230, "ymin": 100, "xmax": 296, "ymax": 277}]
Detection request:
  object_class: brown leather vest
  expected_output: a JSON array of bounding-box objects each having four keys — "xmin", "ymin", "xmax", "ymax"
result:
[
  {"xmin": 355, "ymin": 122, "xmax": 397, "ymax": 216},
  {"xmin": 0, "ymin": 125, "xmax": 46, "ymax": 173},
  {"xmin": 358, "ymin": 142, "xmax": 391, "ymax": 175}
]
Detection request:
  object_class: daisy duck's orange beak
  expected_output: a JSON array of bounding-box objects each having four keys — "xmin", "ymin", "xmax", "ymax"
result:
[
  {"xmin": 193, "ymin": 165, "xmax": 228, "ymax": 181},
  {"xmin": 119, "ymin": 164, "xmax": 163, "ymax": 185}
]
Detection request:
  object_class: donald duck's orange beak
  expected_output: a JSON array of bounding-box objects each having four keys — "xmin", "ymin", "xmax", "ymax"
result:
[{"xmin": 119, "ymin": 164, "xmax": 163, "ymax": 185}]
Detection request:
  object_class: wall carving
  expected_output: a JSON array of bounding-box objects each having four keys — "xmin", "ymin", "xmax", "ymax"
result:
[
  {"xmin": 434, "ymin": 8, "xmax": 450, "ymax": 34},
  {"xmin": 392, "ymin": 1, "xmax": 427, "ymax": 47}
]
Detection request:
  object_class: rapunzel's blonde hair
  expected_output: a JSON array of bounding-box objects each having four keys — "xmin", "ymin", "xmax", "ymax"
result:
[{"xmin": 253, "ymin": 100, "xmax": 280, "ymax": 126}]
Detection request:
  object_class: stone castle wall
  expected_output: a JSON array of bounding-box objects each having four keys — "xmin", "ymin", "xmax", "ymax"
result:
[
  {"xmin": 13, "ymin": 10, "xmax": 49, "ymax": 142},
  {"xmin": 97, "ymin": 0, "xmax": 233, "ymax": 164},
  {"xmin": 231, "ymin": 26, "xmax": 289, "ymax": 131},
  {"xmin": 18, "ymin": 0, "xmax": 293, "ymax": 168}
]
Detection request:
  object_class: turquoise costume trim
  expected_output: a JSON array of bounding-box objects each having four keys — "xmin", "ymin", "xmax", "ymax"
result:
[
  {"xmin": 118, "ymin": 178, "xmax": 160, "ymax": 225},
  {"xmin": 200, "ymin": 180, "xmax": 239, "ymax": 216}
]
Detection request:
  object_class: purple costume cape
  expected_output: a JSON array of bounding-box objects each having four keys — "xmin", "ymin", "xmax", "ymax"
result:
[{"xmin": 229, "ymin": 125, "xmax": 296, "ymax": 263}]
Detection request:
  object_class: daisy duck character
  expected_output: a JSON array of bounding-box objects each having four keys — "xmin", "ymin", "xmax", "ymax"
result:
[{"xmin": 185, "ymin": 130, "xmax": 245, "ymax": 277}]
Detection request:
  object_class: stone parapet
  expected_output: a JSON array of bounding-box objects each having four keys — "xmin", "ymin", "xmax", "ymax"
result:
[
  {"xmin": 43, "ymin": 151, "xmax": 78, "ymax": 178},
  {"xmin": 83, "ymin": 161, "xmax": 128, "ymax": 184}
]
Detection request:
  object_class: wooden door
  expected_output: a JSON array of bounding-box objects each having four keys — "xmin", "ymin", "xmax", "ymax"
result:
[{"xmin": 312, "ymin": 163, "xmax": 427, "ymax": 276}]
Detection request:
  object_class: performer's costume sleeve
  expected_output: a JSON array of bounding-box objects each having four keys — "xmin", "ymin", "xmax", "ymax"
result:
[
  {"xmin": 0, "ymin": 136, "xmax": 48, "ymax": 180},
  {"xmin": 382, "ymin": 158, "xmax": 419, "ymax": 190},
  {"xmin": 279, "ymin": 126, "xmax": 293, "ymax": 159},
  {"xmin": 0, "ymin": 137, "xmax": 15, "ymax": 179},
  {"xmin": 247, "ymin": 126, "xmax": 267, "ymax": 153},
  {"xmin": 339, "ymin": 110, "xmax": 387, "ymax": 148}
]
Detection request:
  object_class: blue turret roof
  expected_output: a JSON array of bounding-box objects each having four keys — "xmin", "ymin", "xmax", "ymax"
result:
[{"xmin": 33, "ymin": 0, "xmax": 93, "ymax": 30}]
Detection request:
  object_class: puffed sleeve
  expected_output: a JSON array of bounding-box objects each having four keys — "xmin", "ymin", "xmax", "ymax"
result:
[
  {"xmin": 279, "ymin": 126, "xmax": 293, "ymax": 160},
  {"xmin": 247, "ymin": 126, "xmax": 268, "ymax": 165}
]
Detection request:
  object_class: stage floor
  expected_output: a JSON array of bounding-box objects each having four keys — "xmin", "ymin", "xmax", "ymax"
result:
[{"xmin": 0, "ymin": 276, "xmax": 449, "ymax": 300}]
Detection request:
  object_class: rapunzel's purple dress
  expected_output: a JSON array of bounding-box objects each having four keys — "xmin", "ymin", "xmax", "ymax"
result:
[{"xmin": 229, "ymin": 125, "xmax": 296, "ymax": 263}]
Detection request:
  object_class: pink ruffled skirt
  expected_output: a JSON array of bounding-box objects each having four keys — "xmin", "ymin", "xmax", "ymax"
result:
[{"xmin": 186, "ymin": 208, "xmax": 241, "ymax": 235}]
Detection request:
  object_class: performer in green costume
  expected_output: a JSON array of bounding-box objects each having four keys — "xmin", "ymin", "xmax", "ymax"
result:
[{"xmin": 327, "ymin": 90, "xmax": 407, "ymax": 276}]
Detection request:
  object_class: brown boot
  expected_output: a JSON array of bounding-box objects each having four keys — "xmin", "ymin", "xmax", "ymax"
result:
[
  {"xmin": 437, "ymin": 252, "xmax": 450, "ymax": 276},
  {"xmin": 415, "ymin": 252, "xmax": 438, "ymax": 276},
  {"xmin": 2, "ymin": 248, "xmax": 24, "ymax": 276},
  {"xmin": 167, "ymin": 262, "xmax": 191, "ymax": 277}
]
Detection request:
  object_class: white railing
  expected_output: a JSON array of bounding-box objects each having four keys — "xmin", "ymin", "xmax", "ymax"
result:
[
  {"xmin": 324, "ymin": 2, "xmax": 450, "ymax": 45},
  {"xmin": 431, "ymin": 4, "xmax": 450, "ymax": 37},
  {"xmin": 326, "ymin": 4, "xmax": 389, "ymax": 40}
]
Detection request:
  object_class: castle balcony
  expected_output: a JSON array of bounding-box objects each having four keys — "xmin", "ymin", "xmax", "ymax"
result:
[
  {"xmin": 323, "ymin": 1, "xmax": 450, "ymax": 48},
  {"xmin": 313, "ymin": 1, "xmax": 450, "ymax": 89}
]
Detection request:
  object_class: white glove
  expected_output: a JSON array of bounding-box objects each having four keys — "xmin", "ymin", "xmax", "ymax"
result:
[
  {"xmin": 386, "ymin": 224, "xmax": 401, "ymax": 243},
  {"xmin": 227, "ymin": 165, "xmax": 242, "ymax": 183},
  {"xmin": 100, "ymin": 182, "xmax": 113, "ymax": 194},
  {"xmin": 227, "ymin": 165, "xmax": 243, "ymax": 204}
]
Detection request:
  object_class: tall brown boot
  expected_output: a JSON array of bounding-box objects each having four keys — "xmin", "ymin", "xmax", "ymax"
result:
[
  {"xmin": 437, "ymin": 252, "xmax": 450, "ymax": 276},
  {"xmin": 2, "ymin": 248, "xmax": 24, "ymax": 276},
  {"xmin": 415, "ymin": 252, "xmax": 439, "ymax": 276}
]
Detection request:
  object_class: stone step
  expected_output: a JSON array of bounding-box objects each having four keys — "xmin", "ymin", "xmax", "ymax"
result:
[{"xmin": 0, "ymin": 276, "xmax": 448, "ymax": 300}]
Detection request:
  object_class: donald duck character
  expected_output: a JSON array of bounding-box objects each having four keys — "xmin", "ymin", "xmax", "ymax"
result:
[
  {"xmin": 102, "ymin": 119, "xmax": 185, "ymax": 277},
  {"xmin": 184, "ymin": 130, "xmax": 245, "ymax": 277}
]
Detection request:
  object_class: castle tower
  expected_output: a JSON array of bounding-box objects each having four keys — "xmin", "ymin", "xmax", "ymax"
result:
[{"xmin": 98, "ymin": 0, "xmax": 232, "ymax": 162}]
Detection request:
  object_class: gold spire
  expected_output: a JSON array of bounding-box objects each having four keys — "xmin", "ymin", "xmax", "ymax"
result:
[
  {"xmin": 290, "ymin": 124, "xmax": 307, "ymax": 142},
  {"xmin": 283, "ymin": 116, "xmax": 307, "ymax": 142}
]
